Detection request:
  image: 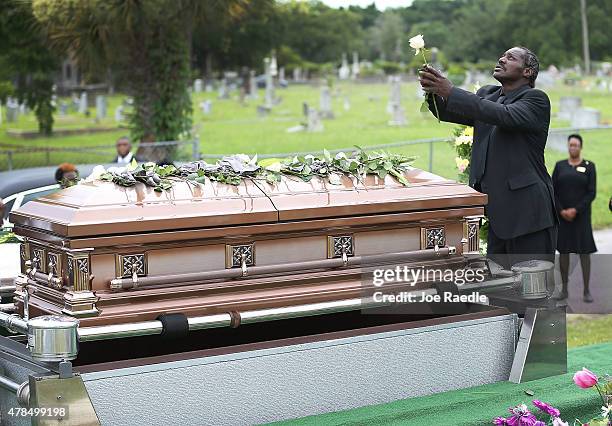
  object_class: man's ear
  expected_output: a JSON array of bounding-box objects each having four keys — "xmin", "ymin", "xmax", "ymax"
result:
[{"xmin": 523, "ymin": 67, "xmax": 533, "ymax": 80}]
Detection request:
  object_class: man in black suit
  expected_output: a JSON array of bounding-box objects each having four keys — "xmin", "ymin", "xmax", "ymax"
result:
[{"xmin": 419, "ymin": 47, "xmax": 557, "ymax": 269}]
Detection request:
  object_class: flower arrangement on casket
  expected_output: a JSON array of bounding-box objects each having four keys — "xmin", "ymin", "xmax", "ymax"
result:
[{"xmin": 91, "ymin": 148, "xmax": 416, "ymax": 191}]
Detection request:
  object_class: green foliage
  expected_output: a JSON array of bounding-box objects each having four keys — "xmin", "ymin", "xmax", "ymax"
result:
[
  {"xmin": 0, "ymin": 230, "xmax": 20, "ymax": 244},
  {"xmin": 0, "ymin": 0, "xmax": 58, "ymax": 135},
  {"xmin": 31, "ymin": 0, "xmax": 242, "ymax": 141},
  {"xmin": 99, "ymin": 148, "xmax": 415, "ymax": 191}
]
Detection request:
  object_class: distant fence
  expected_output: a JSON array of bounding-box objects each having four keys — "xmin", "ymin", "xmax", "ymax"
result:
[
  {"xmin": 201, "ymin": 125, "xmax": 612, "ymax": 173},
  {"xmin": 0, "ymin": 139, "xmax": 200, "ymax": 172},
  {"xmin": 2, "ymin": 125, "xmax": 610, "ymax": 173}
]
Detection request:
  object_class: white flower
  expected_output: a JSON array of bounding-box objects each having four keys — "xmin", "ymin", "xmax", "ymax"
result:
[
  {"xmin": 85, "ymin": 165, "xmax": 107, "ymax": 182},
  {"xmin": 455, "ymin": 157, "xmax": 469, "ymax": 173},
  {"xmin": 235, "ymin": 154, "xmax": 251, "ymax": 163},
  {"xmin": 454, "ymin": 135, "xmax": 473, "ymax": 146},
  {"xmin": 409, "ymin": 34, "xmax": 425, "ymax": 55},
  {"xmin": 601, "ymin": 405, "xmax": 611, "ymax": 418}
]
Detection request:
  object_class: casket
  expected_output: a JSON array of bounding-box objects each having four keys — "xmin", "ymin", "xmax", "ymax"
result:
[
  {"xmin": 9, "ymin": 168, "xmax": 486, "ymax": 328},
  {"xmin": 0, "ymin": 167, "xmax": 568, "ymax": 425}
]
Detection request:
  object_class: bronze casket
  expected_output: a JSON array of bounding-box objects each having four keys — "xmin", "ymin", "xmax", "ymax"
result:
[{"xmin": 10, "ymin": 168, "xmax": 486, "ymax": 328}]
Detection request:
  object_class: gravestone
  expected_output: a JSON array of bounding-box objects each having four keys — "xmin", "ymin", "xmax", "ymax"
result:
[
  {"xmin": 339, "ymin": 54, "xmax": 350, "ymax": 80},
  {"xmin": 249, "ymin": 70, "xmax": 258, "ymax": 100},
  {"xmin": 293, "ymin": 67, "xmax": 302, "ymax": 81},
  {"xmin": 200, "ymin": 100, "xmax": 212, "ymax": 115},
  {"xmin": 319, "ymin": 86, "xmax": 334, "ymax": 119},
  {"xmin": 343, "ymin": 97, "xmax": 351, "ymax": 111},
  {"xmin": 279, "ymin": 67, "xmax": 285, "ymax": 82},
  {"xmin": 114, "ymin": 105, "xmax": 124, "ymax": 123},
  {"xmin": 387, "ymin": 76, "xmax": 402, "ymax": 114},
  {"xmin": 59, "ymin": 101, "xmax": 69, "ymax": 116},
  {"xmin": 270, "ymin": 54, "xmax": 278, "ymax": 77},
  {"xmin": 205, "ymin": 83, "xmax": 213, "ymax": 93},
  {"xmin": 306, "ymin": 104, "xmax": 323, "ymax": 132},
  {"xmin": 218, "ymin": 79, "xmax": 229, "ymax": 100},
  {"xmin": 558, "ymin": 97, "xmax": 581, "ymax": 121},
  {"xmin": 95, "ymin": 95, "xmax": 107, "ymax": 120},
  {"xmin": 571, "ymin": 108, "xmax": 600, "ymax": 128},
  {"xmin": 5, "ymin": 98, "xmax": 19, "ymax": 123},
  {"xmin": 79, "ymin": 92, "xmax": 88, "ymax": 114},
  {"xmin": 352, "ymin": 52, "xmax": 360, "ymax": 79},
  {"xmin": 194, "ymin": 79, "xmax": 203, "ymax": 93},
  {"xmin": 257, "ymin": 105, "xmax": 271, "ymax": 117},
  {"xmin": 387, "ymin": 76, "xmax": 406, "ymax": 126},
  {"xmin": 264, "ymin": 57, "xmax": 275, "ymax": 108}
]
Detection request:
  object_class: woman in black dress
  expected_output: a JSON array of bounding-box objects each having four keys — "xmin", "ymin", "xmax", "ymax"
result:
[{"xmin": 552, "ymin": 134, "xmax": 597, "ymax": 302}]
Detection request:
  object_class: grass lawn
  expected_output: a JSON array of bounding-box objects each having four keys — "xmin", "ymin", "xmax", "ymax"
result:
[
  {"xmin": 1, "ymin": 80, "xmax": 611, "ymax": 227},
  {"xmin": 567, "ymin": 314, "xmax": 612, "ymax": 348}
]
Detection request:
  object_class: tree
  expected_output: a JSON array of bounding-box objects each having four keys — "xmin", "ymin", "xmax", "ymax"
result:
[
  {"xmin": 369, "ymin": 10, "xmax": 406, "ymax": 62},
  {"xmin": 0, "ymin": 0, "xmax": 58, "ymax": 135},
  {"xmin": 32, "ymin": 0, "xmax": 250, "ymax": 142}
]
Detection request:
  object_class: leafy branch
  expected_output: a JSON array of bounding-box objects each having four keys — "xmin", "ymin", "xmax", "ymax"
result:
[{"xmin": 98, "ymin": 148, "xmax": 415, "ymax": 191}]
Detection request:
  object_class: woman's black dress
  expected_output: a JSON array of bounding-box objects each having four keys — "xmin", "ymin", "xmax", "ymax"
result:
[{"xmin": 552, "ymin": 159, "xmax": 597, "ymax": 253}]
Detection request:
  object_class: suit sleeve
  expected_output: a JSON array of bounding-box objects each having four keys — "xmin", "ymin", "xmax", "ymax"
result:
[
  {"xmin": 445, "ymin": 87, "xmax": 550, "ymax": 131},
  {"xmin": 427, "ymin": 94, "xmax": 474, "ymax": 127},
  {"xmin": 551, "ymin": 163, "xmax": 564, "ymax": 212},
  {"xmin": 575, "ymin": 163, "xmax": 596, "ymax": 214}
]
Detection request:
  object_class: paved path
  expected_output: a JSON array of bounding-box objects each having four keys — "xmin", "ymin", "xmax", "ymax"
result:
[{"xmin": 561, "ymin": 227, "xmax": 612, "ymax": 314}]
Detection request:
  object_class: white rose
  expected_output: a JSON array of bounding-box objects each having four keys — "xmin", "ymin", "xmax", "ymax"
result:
[
  {"xmin": 409, "ymin": 34, "xmax": 425, "ymax": 55},
  {"xmin": 85, "ymin": 165, "xmax": 107, "ymax": 182}
]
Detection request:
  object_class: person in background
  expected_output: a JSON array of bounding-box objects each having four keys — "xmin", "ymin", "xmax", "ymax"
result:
[
  {"xmin": 113, "ymin": 136, "xmax": 135, "ymax": 164},
  {"xmin": 55, "ymin": 163, "xmax": 79, "ymax": 189},
  {"xmin": 552, "ymin": 134, "xmax": 597, "ymax": 302}
]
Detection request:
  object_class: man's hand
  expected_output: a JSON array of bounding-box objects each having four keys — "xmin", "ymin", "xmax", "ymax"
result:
[{"xmin": 419, "ymin": 65, "xmax": 453, "ymax": 99}]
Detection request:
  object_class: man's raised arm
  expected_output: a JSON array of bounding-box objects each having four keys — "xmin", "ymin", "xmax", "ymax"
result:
[{"xmin": 445, "ymin": 87, "xmax": 550, "ymax": 131}]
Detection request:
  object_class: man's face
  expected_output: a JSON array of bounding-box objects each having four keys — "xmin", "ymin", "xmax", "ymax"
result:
[
  {"xmin": 116, "ymin": 139, "xmax": 131, "ymax": 157},
  {"xmin": 493, "ymin": 47, "xmax": 530, "ymax": 84}
]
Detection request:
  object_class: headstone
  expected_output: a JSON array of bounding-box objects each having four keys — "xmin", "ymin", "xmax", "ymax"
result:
[
  {"xmin": 293, "ymin": 67, "xmax": 302, "ymax": 81},
  {"xmin": 388, "ymin": 103, "xmax": 407, "ymax": 126},
  {"xmin": 387, "ymin": 76, "xmax": 402, "ymax": 114},
  {"xmin": 536, "ymin": 71, "xmax": 555, "ymax": 89},
  {"xmin": 95, "ymin": 95, "xmax": 107, "ymax": 120},
  {"xmin": 78, "ymin": 91, "xmax": 88, "ymax": 114},
  {"xmin": 200, "ymin": 100, "xmax": 212, "ymax": 115},
  {"xmin": 218, "ymin": 79, "xmax": 229, "ymax": 99},
  {"xmin": 270, "ymin": 54, "xmax": 278, "ymax": 77},
  {"xmin": 351, "ymin": 52, "xmax": 360, "ymax": 79},
  {"xmin": 114, "ymin": 105, "xmax": 124, "ymax": 123},
  {"xmin": 19, "ymin": 103, "xmax": 27, "ymax": 115},
  {"xmin": 571, "ymin": 108, "xmax": 600, "ymax": 128},
  {"xmin": 306, "ymin": 106, "xmax": 323, "ymax": 132},
  {"xmin": 339, "ymin": 54, "xmax": 350, "ymax": 80},
  {"xmin": 319, "ymin": 86, "xmax": 334, "ymax": 119},
  {"xmin": 279, "ymin": 67, "xmax": 285, "ymax": 82},
  {"xmin": 71, "ymin": 94, "xmax": 80, "ymax": 112},
  {"xmin": 205, "ymin": 83, "xmax": 213, "ymax": 93},
  {"xmin": 59, "ymin": 101, "xmax": 69, "ymax": 116},
  {"xmin": 194, "ymin": 79, "xmax": 203, "ymax": 93},
  {"xmin": 387, "ymin": 76, "xmax": 406, "ymax": 126},
  {"xmin": 343, "ymin": 97, "xmax": 351, "ymax": 111},
  {"xmin": 257, "ymin": 105, "xmax": 271, "ymax": 117},
  {"xmin": 264, "ymin": 57, "xmax": 275, "ymax": 108},
  {"xmin": 249, "ymin": 70, "xmax": 258, "ymax": 100},
  {"xmin": 558, "ymin": 96, "xmax": 581, "ymax": 121},
  {"xmin": 5, "ymin": 98, "xmax": 19, "ymax": 122}
]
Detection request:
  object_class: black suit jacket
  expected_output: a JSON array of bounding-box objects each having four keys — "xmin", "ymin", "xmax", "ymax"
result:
[{"xmin": 429, "ymin": 84, "xmax": 557, "ymax": 240}]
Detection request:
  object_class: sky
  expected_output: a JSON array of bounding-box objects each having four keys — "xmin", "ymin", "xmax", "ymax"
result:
[{"xmin": 319, "ymin": 0, "xmax": 414, "ymax": 10}]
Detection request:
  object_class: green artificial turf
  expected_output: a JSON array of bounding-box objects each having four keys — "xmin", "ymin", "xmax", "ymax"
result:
[{"xmin": 274, "ymin": 341, "xmax": 612, "ymax": 426}]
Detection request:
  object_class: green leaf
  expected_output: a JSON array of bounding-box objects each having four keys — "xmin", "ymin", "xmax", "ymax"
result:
[{"xmin": 323, "ymin": 149, "xmax": 331, "ymax": 162}]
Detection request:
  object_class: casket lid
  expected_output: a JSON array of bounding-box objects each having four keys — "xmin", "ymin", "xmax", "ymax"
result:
[{"xmin": 10, "ymin": 168, "xmax": 486, "ymax": 238}]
